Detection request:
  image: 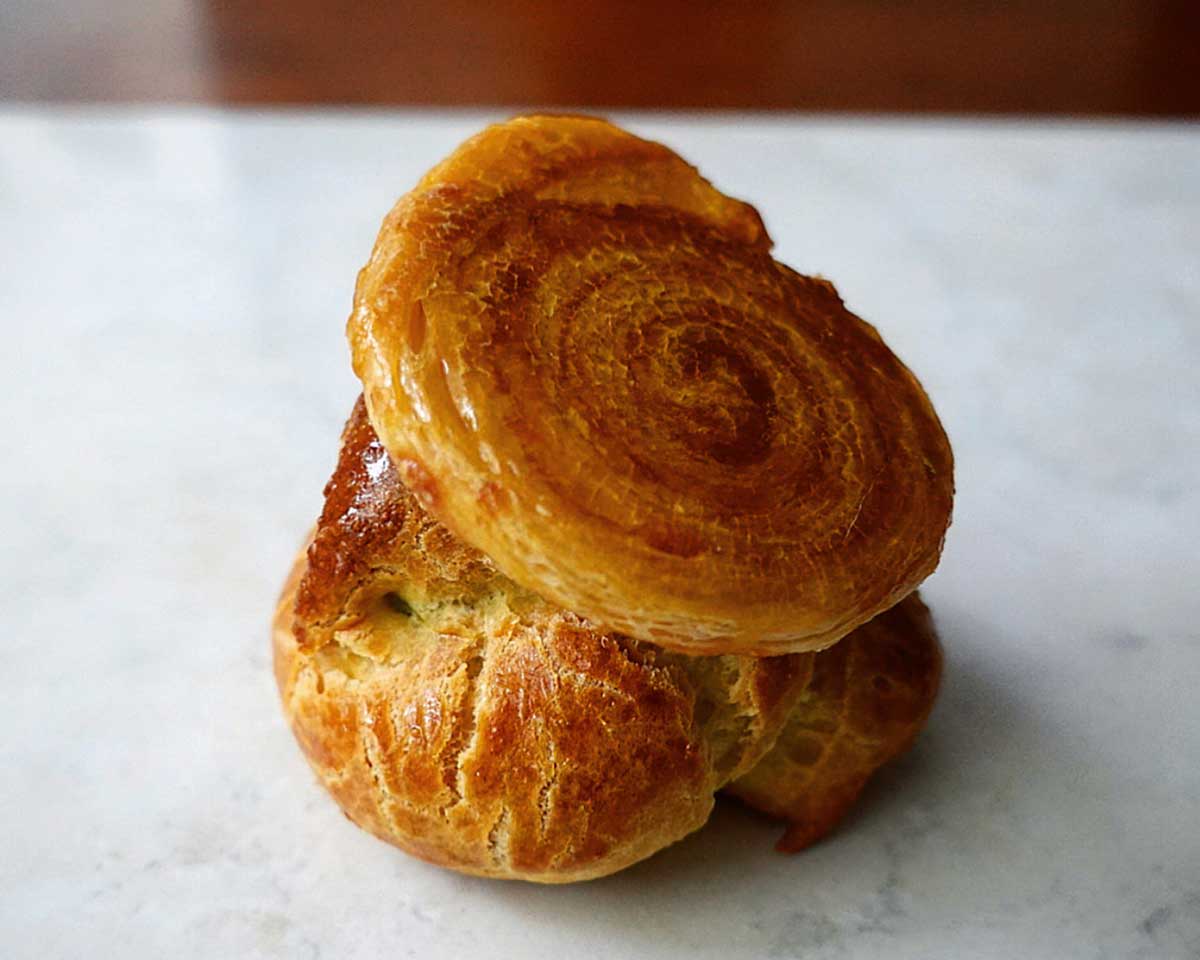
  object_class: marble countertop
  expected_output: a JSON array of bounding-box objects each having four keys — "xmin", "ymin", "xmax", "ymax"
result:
[{"xmin": 2, "ymin": 109, "xmax": 1197, "ymax": 959}]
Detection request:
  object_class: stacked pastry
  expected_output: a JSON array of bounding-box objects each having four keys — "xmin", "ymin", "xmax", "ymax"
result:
[{"xmin": 272, "ymin": 116, "xmax": 953, "ymax": 883}]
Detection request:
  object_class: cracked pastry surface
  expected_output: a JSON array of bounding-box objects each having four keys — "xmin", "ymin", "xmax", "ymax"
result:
[
  {"xmin": 348, "ymin": 114, "xmax": 954, "ymax": 655},
  {"xmin": 727, "ymin": 592, "xmax": 942, "ymax": 852},
  {"xmin": 273, "ymin": 399, "xmax": 813, "ymax": 882}
]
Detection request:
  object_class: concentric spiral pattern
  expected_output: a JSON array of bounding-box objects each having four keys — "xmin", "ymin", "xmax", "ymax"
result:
[{"xmin": 349, "ymin": 116, "xmax": 953, "ymax": 654}]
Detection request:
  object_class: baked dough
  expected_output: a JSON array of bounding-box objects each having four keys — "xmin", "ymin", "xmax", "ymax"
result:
[
  {"xmin": 727, "ymin": 593, "xmax": 942, "ymax": 851},
  {"xmin": 274, "ymin": 399, "xmax": 812, "ymax": 882},
  {"xmin": 349, "ymin": 115, "xmax": 954, "ymax": 655},
  {"xmin": 274, "ymin": 400, "xmax": 942, "ymax": 881}
]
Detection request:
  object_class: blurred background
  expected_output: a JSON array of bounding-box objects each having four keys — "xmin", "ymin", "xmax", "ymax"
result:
[{"xmin": 3, "ymin": 0, "xmax": 1198, "ymax": 115}]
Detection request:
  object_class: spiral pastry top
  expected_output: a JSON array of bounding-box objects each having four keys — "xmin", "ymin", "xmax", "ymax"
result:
[{"xmin": 349, "ymin": 115, "xmax": 954, "ymax": 654}]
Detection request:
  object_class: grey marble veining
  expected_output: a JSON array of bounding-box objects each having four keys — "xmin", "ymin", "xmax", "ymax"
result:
[{"xmin": 1, "ymin": 108, "xmax": 1197, "ymax": 959}]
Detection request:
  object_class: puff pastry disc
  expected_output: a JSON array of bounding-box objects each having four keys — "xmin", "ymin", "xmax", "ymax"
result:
[{"xmin": 349, "ymin": 115, "xmax": 953, "ymax": 654}]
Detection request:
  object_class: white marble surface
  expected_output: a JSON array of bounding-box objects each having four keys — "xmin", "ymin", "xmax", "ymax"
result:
[{"xmin": 1, "ymin": 108, "xmax": 1198, "ymax": 959}]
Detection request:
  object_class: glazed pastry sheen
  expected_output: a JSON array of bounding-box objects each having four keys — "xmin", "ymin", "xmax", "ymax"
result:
[
  {"xmin": 274, "ymin": 400, "xmax": 942, "ymax": 881},
  {"xmin": 349, "ymin": 115, "xmax": 954, "ymax": 654}
]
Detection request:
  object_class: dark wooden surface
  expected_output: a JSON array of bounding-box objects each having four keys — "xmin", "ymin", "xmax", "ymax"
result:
[{"xmin": 3, "ymin": 0, "xmax": 1198, "ymax": 114}]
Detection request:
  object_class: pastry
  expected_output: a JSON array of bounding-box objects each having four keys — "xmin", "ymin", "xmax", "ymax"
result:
[
  {"xmin": 274, "ymin": 399, "xmax": 813, "ymax": 882},
  {"xmin": 348, "ymin": 115, "xmax": 953, "ymax": 655},
  {"xmin": 727, "ymin": 594, "xmax": 942, "ymax": 852},
  {"xmin": 273, "ymin": 400, "xmax": 942, "ymax": 880},
  {"xmin": 274, "ymin": 116, "xmax": 954, "ymax": 882}
]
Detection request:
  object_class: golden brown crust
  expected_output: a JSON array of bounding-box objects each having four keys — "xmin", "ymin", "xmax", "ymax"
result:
[
  {"xmin": 275, "ymin": 400, "xmax": 812, "ymax": 882},
  {"xmin": 348, "ymin": 114, "xmax": 953, "ymax": 655},
  {"xmin": 293, "ymin": 397, "xmax": 496, "ymax": 652},
  {"xmin": 725, "ymin": 593, "xmax": 942, "ymax": 852}
]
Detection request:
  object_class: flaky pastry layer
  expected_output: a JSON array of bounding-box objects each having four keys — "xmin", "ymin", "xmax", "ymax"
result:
[{"xmin": 348, "ymin": 114, "xmax": 954, "ymax": 654}]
